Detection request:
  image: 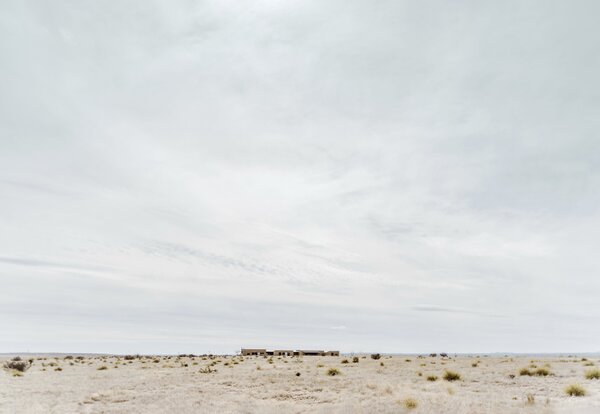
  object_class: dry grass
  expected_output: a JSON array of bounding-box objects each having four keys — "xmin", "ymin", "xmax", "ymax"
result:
[
  {"xmin": 443, "ymin": 370, "xmax": 461, "ymax": 382},
  {"xmin": 402, "ymin": 398, "xmax": 418, "ymax": 409},
  {"xmin": 585, "ymin": 369, "xmax": 600, "ymax": 380},
  {"xmin": 326, "ymin": 367, "xmax": 341, "ymax": 376},
  {"xmin": 426, "ymin": 375, "xmax": 438, "ymax": 382},
  {"xmin": 565, "ymin": 384, "xmax": 586, "ymax": 397}
]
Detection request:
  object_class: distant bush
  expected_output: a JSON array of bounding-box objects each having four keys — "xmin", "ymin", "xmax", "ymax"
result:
[
  {"xmin": 327, "ymin": 367, "xmax": 341, "ymax": 376},
  {"xmin": 371, "ymin": 354, "xmax": 381, "ymax": 360},
  {"xmin": 534, "ymin": 368, "xmax": 550, "ymax": 376},
  {"xmin": 97, "ymin": 366, "xmax": 108, "ymax": 370},
  {"xmin": 443, "ymin": 370, "xmax": 461, "ymax": 381},
  {"xmin": 519, "ymin": 368, "xmax": 532, "ymax": 376},
  {"xmin": 352, "ymin": 357, "xmax": 359, "ymax": 363},
  {"xmin": 341, "ymin": 359, "xmax": 349, "ymax": 364},
  {"xmin": 4, "ymin": 360, "xmax": 29, "ymax": 372},
  {"xmin": 426, "ymin": 375, "xmax": 438, "ymax": 382},
  {"xmin": 565, "ymin": 384, "xmax": 586, "ymax": 397},
  {"xmin": 199, "ymin": 366, "xmax": 217, "ymax": 374},
  {"xmin": 585, "ymin": 369, "xmax": 600, "ymax": 380}
]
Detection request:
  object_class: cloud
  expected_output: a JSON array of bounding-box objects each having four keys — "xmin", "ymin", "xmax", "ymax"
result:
[{"xmin": 1, "ymin": 0, "xmax": 599, "ymax": 353}]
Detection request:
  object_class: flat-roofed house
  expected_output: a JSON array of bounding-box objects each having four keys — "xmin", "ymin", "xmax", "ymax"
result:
[
  {"xmin": 273, "ymin": 350, "xmax": 294, "ymax": 356},
  {"xmin": 298, "ymin": 350, "xmax": 325, "ymax": 356},
  {"xmin": 241, "ymin": 348, "xmax": 267, "ymax": 356},
  {"xmin": 324, "ymin": 351, "xmax": 340, "ymax": 356}
]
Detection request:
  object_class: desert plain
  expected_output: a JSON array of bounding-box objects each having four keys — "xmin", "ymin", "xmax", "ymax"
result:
[{"xmin": 2, "ymin": 353, "xmax": 600, "ymax": 413}]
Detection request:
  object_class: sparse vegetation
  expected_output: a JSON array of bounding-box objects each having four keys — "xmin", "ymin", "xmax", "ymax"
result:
[
  {"xmin": 443, "ymin": 370, "xmax": 461, "ymax": 382},
  {"xmin": 341, "ymin": 359, "xmax": 349, "ymax": 364},
  {"xmin": 199, "ymin": 366, "xmax": 217, "ymax": 374},
  {"xmin": 371, "ymin": 354, "xmax": 381, "ymax": 360},
  {"xmin": 427, "ymin": 375, "xmax": 438, "ymax": 382},
  {"xmin": 327, "ymin": 367, "xmax": 341, "ymax": 376},
  {"xmin": 526, "ymin": 394, "xmax": 535, "ymax": 405},
  {"xmin": 565, "ymin": 384, "xmax": 586, "ymax": 397},
  {"xmin": 4, "ymin": 358, "xmax": 30, "ymax": 373},
  {"xmin": 403, "ymin": 398, "xmax": 418, "ymax": 409},
  {"xmin": 519, "ymin": 367, "xmax": 551, "ymax": 376},
  {"xmin": 352, "ymin": 357, "xmax": 359, "ymax": 363},
  {"xmin": 97, "ymin": 366, "xmax": 108, "ymax": 370},
  {"xmin": 585, "ymin": 369, "xmax": 600, "ymax": 380}
]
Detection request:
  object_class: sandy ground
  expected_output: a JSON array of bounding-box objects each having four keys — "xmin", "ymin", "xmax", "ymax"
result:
[{"xmin": 2, "ymin": 354, "xmax": 600, "ymax": 413}]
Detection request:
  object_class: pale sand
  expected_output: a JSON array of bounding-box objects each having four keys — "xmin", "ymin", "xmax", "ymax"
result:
[{"xmin": 2, "ymin": 354, "xmax": 600, "ymax": 413}]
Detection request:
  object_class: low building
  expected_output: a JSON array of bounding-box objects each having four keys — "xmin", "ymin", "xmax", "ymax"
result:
[
  {"xmin": 241, "ymin": 348, "xmax": 267, "ymax": 356},
  {"xmin": 241, "ymin": 348, "xmax": 339, "ymax": 356}
]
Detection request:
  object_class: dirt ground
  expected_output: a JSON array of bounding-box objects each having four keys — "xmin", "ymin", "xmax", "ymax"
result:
[{"xmin": 2, "ymin": 354, "xmax": 600, "ymax": 413}]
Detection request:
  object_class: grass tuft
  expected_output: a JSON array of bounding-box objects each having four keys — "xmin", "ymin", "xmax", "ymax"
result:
[
  {"xmin": 443, "ymin": 370, "xmax": 461, "ymax": 382},
  {"xmin": 565, "ymin": 384, "xmax": 586, "ymax": 397},
  {"xmin": 326, "ymin": 367, "xmax": 341, "ymax": 376},
  {"xmin": 585, "ymin": 369, "xmax": 600, "ymax": 380}
]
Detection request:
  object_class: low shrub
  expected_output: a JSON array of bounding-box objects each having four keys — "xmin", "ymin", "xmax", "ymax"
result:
[
  {"xmin": 565, "ymin": 384, "xmax": 586, "ymax": 397},
  {"xmin": 443, "ymin": 370, "xmax": 461, "ymax": 381},
  {"xmin": 403, "ymin": 398, "xmax": 418, "ymax": 409},
  {"xmin": 327, "ymin": 367, "xmax": 341, "ymax": 376},
  {"xmin": 585, "ymin": 369, "xmax": 600, "ymax": 380},
  {"xmin": 371, "ymin": 354, "xmax": 381, "ymax": 360}
]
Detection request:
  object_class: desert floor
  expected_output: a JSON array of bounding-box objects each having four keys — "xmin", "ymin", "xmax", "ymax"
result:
[{"xmin": 2, "ymin": 354, "xmax": 600, "ymax": 413}]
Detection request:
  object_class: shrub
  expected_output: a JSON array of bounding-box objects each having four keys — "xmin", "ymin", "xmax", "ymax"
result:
[
  {"xmin": 534, "ymin": 368, "xmax": 550, "ymax": 376},
  {"xmin": 97, "ymin": 366, "xmax": 108, "ymax": 370},
  {"xmin": 585, "ymin": 369, "xmax": 600, "ymax": 380},
  {"xmin": 565, "ymin": 384, "xmax": 586, "ymax": 397},
  {"xmin": 327, "ymin": 367, "xmax": 341, "ymax": 376},
  {"xmin": 371, "ymin": 354, "xmax": 381, "ymax": 360},
  {"xmin": 443, "ymin": 370, "xmax": 461, "ymax": 381},
  {"xmin": 352, "ymin": 357, "xmax": 359, "ymax": 363},
  {"xmin": 426, "ymin": 375, "xmax": 438, "ymax": 382},
  {"xmin": 295, "ymin": 372, "xmax": 301, "ymax": 376},
  {"xmin": 403, "ymin": 399, "xmax": 418, "ymax": 409},
  {"xmin": 199, "ymin": 366, "xmax": 217, "ymax": 374},
  {"xmin": 519, "ymin": 368, "xmax": 532, "ymax": 376},
  {"xmin": 4, "ymin": 360, "xmax": 29, "ymax": 372},
  {"xmin": 341, "ymin": 359, "xmax": 349, "ymax": 364},
  {"xmin": 55, "ymin": 367, "xmax": 62, "ymax": 371}
]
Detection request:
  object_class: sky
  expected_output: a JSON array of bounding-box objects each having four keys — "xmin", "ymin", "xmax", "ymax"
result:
[{"xmin": 1, "ymin": 0, "xmax": 599, "ymax": 354}]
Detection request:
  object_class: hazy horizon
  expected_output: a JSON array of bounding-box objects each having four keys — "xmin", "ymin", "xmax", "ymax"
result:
[{"xmin": 2, "ymin": 1, "xmax": 600, "ymax": 355}]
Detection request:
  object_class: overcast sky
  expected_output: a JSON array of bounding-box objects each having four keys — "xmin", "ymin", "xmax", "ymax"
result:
[{"xmin": 1, "ymin": 0, "xmax": 599, "ymax": 354}]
